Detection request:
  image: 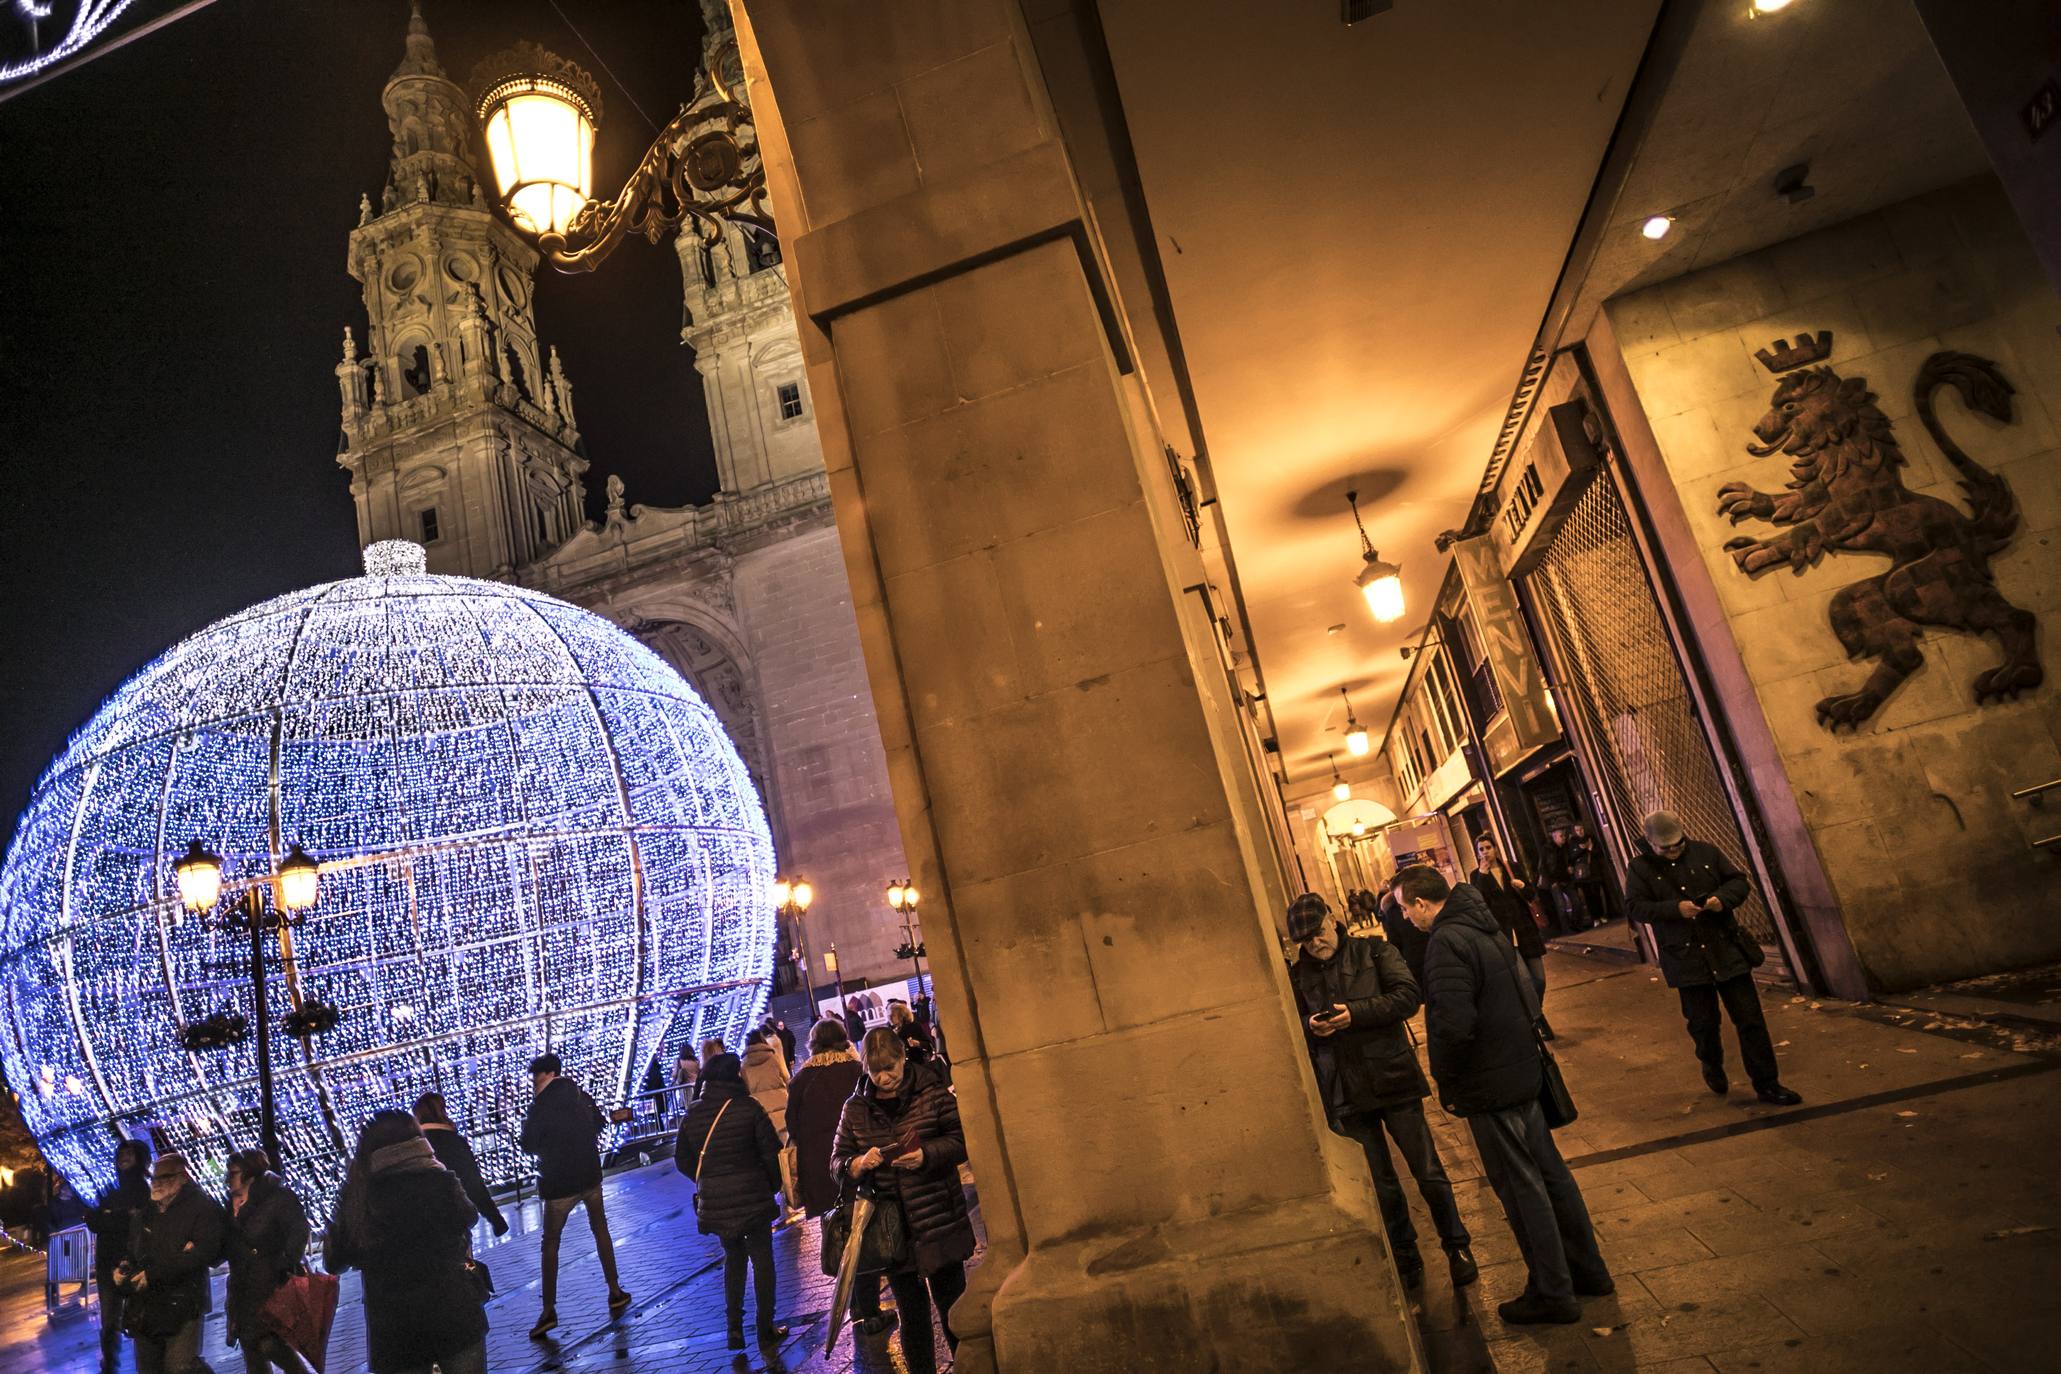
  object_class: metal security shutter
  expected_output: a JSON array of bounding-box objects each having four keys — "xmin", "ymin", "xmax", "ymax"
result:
[{"xmin": 1522, "ymin": 474, "xmax": 1779, "ymax": 952}]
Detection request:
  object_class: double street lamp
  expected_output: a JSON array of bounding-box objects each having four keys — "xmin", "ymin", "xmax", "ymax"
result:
[
  {"xmin": 171, "ymin": 839, "xmax": 337, "ymax": 1168},
  {"xmin": 772, "ymin": 875, "xmax": 814, "ymax": 998}
]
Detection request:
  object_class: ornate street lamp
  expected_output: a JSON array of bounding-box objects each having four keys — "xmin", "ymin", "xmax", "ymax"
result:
[
  {"xmin": 772, "ymin": 874, "xmax": 814, "ymax": 996},
  {"xmin": 172, "ymin": 839, "xmax": 336, "ymax": 1167},
  {"xmin": 1346, "ymin": 488, "xmax": 1404, "ymax": 625},
  {"xmin": 469, "ymin": 37, "xmax": 771, "ymax": 273}
]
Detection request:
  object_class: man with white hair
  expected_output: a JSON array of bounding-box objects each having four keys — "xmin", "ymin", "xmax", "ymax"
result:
[{"xmin": 1624, "ymin": 811, "xmax": 1802, "ymax": 1106}]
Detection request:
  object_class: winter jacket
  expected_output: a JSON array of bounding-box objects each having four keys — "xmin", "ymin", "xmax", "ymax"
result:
[
  {"xmin": 1377, "ymin": 891, "xmax": 1429, "ymax": 986},
  {"xmin": 832, "ymin": 1058, "xmax": 974, "ymax": 1276},
  {"xmin": 324, "ymin": 1138, "xmax": 486, "ymax": 1374},
  {"xmin": 520, "ymin": 1075, "xmax": 607, "ymax": 1200},
  {"xmin": 224, "ymin": 1172, "xmax": 309, "ymax": 1348},
  {"xmin": 86, "ymin": 1167, "xmax": 151, "ymax": 1285},
  {"xmin": 1472, "ymin": 865, "xmax": 1546, "ymax": 960},
  {"xmin": 128, "ymin": 1182, "xmax": 226, "ymax": 1336},
  {"xmin": 423, "ymin": 1123, "xmax": 508, "ymax": 1235},
  {"xmin": 741, "ymin": 1041, "xmax": 792, "ymax": 1136},
  {"xmin": 1421, "ymin": 884, "xmax": 1545, "ymax": 1117},
  {"xmin": 786, "ymin": 1048, "xmax": 865, "ymax": 1217},
  {"xmin": 1540, "ymin": 840, "xmax": 1572, "ymax": 885},
  {"xmin": 674, "ymin": 1075, "xmax": 783, "ymax": 1238},
  {"xmin": 894, "ymin": 1017, "xmax": 938, "ymax": 1064},
  {"xmin": 843, "ymin": 1008, "xmax": 868, "ymax": 1047},
  {"xmin": 1625, "ymin": 839, "xmax": 1756, "ymax": 988},
  {"xmin": 1288, "ymin": 932, "xmax": 1429, "ymax": 1118},
  {"xmin": 775, "ymin": 1024, "xmax": 797, "ymax": 1066}
]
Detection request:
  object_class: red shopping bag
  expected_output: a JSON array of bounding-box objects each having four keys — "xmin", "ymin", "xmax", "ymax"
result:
[{"xmin": 261, "ymin": 1269, "xmax": 340, "ymax": 1373}]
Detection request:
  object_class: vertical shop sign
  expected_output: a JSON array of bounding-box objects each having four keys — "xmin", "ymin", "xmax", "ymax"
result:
[{"xmin": 1453, "ymin": 535, "xmax": 1559, "ymax": 772}]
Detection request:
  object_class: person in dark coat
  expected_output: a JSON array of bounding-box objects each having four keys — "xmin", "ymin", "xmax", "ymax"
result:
[
  {"xmin": 1285, "ymin": 893, "xmax": 1475, "ymax": 1291},
  {"xmin": 86, "ymin": 1138, "xmax": 152, "ymax": 1374},
  {"xmin": 787, "ymin": 1018, "xmax": 892, "ymax": 1335},
  {"xmin": 842, "ymin": 998, "xmax": 869, "ymax": 1048},
  {"xmin": 675, "ymin": 1052, "xmax": 788, "ymax": 1349},
  {"xmin": 888, "ymin": 1000, "xmax": 936, "ymax": 1064},
  {"xmin": 835, "ymin": 1030, "xmax": 973, "ymax": 1374},
  {"xmin": 1400, "ymin": 866, "xmax": 1610, "ymax": 1327},
  {"xmin": 325, "ymin": 1110, "xmax": 488, "ymax": 1374},
  {"xmin": 116, "ymin": 1152, "xmax": 225, "ymax": 1374},
  {"xmin": 1375, "ymin": 885, "xmax": 1429, "ymax": 984},
  {"xmin": 1624, "ymin": 811, "xmax": 1802, "ymax": 1106},
  {"xmin": 413, "ymin": 1092, "xmax": 509, "ymax": 1236},
  {"xmin": 1567, "ymin": 823, "xmax": 1609, "ymax": 928},
  {"xmin": 224, "ymin": 1148, "xmax": 317, "ymax": 1374},
  {"xmin": 1471, "ymin": 836, "xmax": 1555, "ymax": 1040},
  {"xmin": 519, "ymin": 1053, "xmax": 631, "ymax": 1337},
  {"xmin": 1539, "ymin": 827, "xmax": 1575, "ymax": 933}
]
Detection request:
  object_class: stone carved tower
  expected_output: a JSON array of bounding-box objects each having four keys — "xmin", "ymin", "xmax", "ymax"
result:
[
  {"xmin": 337, "ymin": 1, "xmax": 586, "ymax": 578},
  {"xmin": 673, "ymin": 0, "xmax": 820, "ymax": 500}
]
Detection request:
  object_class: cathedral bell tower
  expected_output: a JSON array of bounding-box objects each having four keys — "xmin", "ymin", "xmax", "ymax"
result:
[{"xmin": 336, "ymin": 1, "xmax": 586, "ymax": 578}]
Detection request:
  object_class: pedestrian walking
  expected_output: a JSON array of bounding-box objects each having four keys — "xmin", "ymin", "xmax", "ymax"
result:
[
  {"xmin": 1472, "ymin": 836, "xmax": 1555, "ymax": 1039},
  {"xmin": 1624, "ymin": 811, "xmax": 1803, "ymax": 1106},
  {"xmin": 774, "ymin": 1018, "xmax": 798, "ymax": 1068},
  {"xmin": 742, "ymin": 1028, "xmax": 793, "ymax": 1137},
  {"xmin": 842, "ymin": 997, "xmax": 868, "ymax": 1048},
  {"xmin": 887, "ymin": 999, "xmax": 937, "ymax": 1064},
  {"xmin": 85, "ymin": 1138, "xmax": 152, "ymax": 1374},
  {"xmin": 413, "ymin": 1093, "xmax": 509, "ymax": 1237},
  {"xmin": 1285, "ymin": 893, "xmax": 1477, "ymax": 1291},
  {"xmin": 1539, "ymin": 827, "xmax": 1576, "ymax": 934},
  {"xmin": 519, "ymin": 1053, "xmax": 632, "ymax": 1339},
  {"xmin": 834, "ymin": 1028, "xmax": 974, "ymax": 1374},
  {"xmin": 223, "ymin": 1148, "xmax": 318, "ymax": 1374},
  {"xmin": 788, "ymin": 1019, "xmax": 893, "ymax": 1336},
  {"xmin": 671, "ymin": 1044, "xmax": 700, "ymax": 1116},
  {"xmin": 676, "ymin": 1052, "xmax": 789, "ymax": 1350},
  {"xmin": 115, "ymin": 1152, "xmax": 225, "ymax": 1374},
  {"xmin": 1397, "ymin": 866, "xmax": 1612, "ymax": 1325},
  {"xmin": 324, "ymin": 1110, "xmax": 489, "ymax": 1374},
  {"xmin": 1567, "ymin": 824, "xmax": 1609, "ymax": 929}
]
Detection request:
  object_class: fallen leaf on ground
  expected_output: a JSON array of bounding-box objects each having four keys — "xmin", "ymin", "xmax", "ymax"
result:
[
  {"xmin": 1896, "ymin": 1047, "xmax": 1918, "ymax": 1054},
  {"xmin": 1809, "ymin": 1002, "xmax": 1823, "ymax": 1010},
  {"xmin": 1776, "ymin": 1040, "xmax": 1790, "ymax": 1047},
  {"xmin": 1858, "ymin": 1063, "xmax": 1870, "ymax": 1069},
  {"xmin": 1960, "ymin": 1051, "xmax": 1986, "ymax": 1059},
  {"xmin": 1894, "ymin": 1110, "xmax": 1919, "ymax": 1118},
  {"xmin": 1593, "ymin": 1326, "xmax": 1620, "ymax": 1337},
  {"xmin": 1865, "ymin": 1172, "xmax": 1888, "ymax": 1181},
  {"xmin": 1983, "ymin": 1225, "xmax": 2052, "ymax": 1241}
]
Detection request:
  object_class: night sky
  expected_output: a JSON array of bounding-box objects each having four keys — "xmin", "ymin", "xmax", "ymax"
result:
[{"xmin": 0, "ymin": 0, "xmax": 721, "ymax": 823}]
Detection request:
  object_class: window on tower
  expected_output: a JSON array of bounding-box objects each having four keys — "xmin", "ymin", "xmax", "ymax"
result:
[
  {"xmin": 747, "ymin": 233, "xmax": 783, "ymax": 272},
  {"xmin": 419, "ymin": 508, "xmax": 441, "ymax": 544},
  {"xmin": 775, "ymin": 382, "xmax": 804, "ymax": 422},
  {"xmin": 401, "ymin": 345, "xmax": 432, "ymax": 398}
]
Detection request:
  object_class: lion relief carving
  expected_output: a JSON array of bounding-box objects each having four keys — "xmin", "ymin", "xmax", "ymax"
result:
[{"xmin": 1715, "ymin": 342, "xmax": 2041, "ymax": 731}]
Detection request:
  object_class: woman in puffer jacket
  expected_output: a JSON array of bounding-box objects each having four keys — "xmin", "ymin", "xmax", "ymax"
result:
[
  {"xmin": 741, "ymin": 1028, "xmax": 792, "ymax": 1138},
  {"xmin": 833, "ymin": 1029, "xmax": 974, "ymax": 1374},
  {"xmin": 676, "ymin": 1051, "xmax": 788, "ymax": 1350}
]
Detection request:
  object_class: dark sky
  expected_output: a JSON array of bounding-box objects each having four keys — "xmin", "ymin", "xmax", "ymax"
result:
[{"xmin": 0, "ymin": 0, "xmax": 720, "ymax": 822}]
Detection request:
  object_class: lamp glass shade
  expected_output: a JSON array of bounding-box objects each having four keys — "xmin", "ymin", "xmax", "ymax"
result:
[
  {"xmin": 791, "ymin": 881, "xmax": 813, "ymax": 911},
  {"xmin": 1345, "ymin": 728, "xmax": 1370, "ymax": 757},
  {"xmin": 276, "ymin": 844, "xmax": 320, "ymax": 913},
  {"xmin": 480, "ymin": 84, "xmax": 596, "ymax": 236},
  {"xmin": 903, "ymin": 886, "xmax": 920, "ymax": 908},
  {"xmin": 1360, "ymin": 569, "xmax": 1405, "ymax": 624},
  {"xmin": 1331, "ymin": 779, "xmax": 1351, "ymax": 802},
  {"xmin": 886, "ymin": 882, "xmax": 906, "ymax": 910},
  {"xmin": 770, "ymin": 878, "xmax": 792, "ymax": 908},
  {"xmin": 173, "ymin": 841, "xmax": 222, "ymax": 914}
]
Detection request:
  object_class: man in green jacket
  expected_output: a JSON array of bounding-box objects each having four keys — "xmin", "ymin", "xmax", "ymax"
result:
[{"xmin": 1287, "ymin": 892, "xmax": 1476, "ymax": 1292}]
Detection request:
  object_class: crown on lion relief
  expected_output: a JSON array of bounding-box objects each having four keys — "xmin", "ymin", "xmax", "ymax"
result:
[{"xmin": 1754, "ymin": 330, "xmax": 1833, "ymax": 374}]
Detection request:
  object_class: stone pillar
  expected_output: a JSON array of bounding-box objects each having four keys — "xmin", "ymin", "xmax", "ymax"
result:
[{"xmin": 733, "ymin": 3, "xmax": 1419, "ymax": 1371}]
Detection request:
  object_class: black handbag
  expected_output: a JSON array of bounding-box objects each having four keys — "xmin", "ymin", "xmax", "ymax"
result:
[
  {"xmin": 1730, "ymin": 920, "xmax": 1768, "ymax": 969},
  {"xmin": 1500, "ymin": 946, "xmax": 1578, "ymax": 1129},
  {"xmin": 819, "ymin": 1178, "xmax": 911, "ymax": 1277}
]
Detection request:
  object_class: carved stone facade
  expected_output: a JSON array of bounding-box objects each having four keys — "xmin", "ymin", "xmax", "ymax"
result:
[{"xmin": 335, "ymin": 5, "xmax": 908, "ymax": 985}]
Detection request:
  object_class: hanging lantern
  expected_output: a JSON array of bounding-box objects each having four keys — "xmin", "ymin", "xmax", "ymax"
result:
[{"xmin": 1346, "ymin": 488, "xmax": 1404, "ymax": 625}]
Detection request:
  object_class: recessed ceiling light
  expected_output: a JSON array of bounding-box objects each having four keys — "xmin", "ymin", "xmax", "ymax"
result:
[
  {"xmin": 1751, "ymin": 0, "xmax": 1794, "ymax": 12},
  {"xmin": 1641, "ymin": 214, "xmax": 1674, "ymax": 240}
]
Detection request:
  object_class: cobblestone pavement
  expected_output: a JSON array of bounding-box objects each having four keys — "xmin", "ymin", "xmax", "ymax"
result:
[
  {"xmin": 2, "ymin": 1158, "xmax": 975, "ymax": 1374},
  {"xmin": 6, "ymin": 950, "xmax": 2061, "ymax": 1372}
]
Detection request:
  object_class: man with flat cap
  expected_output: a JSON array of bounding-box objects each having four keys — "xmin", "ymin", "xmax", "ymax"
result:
[
  {"xmin": 1624, "ymin": 811, "xmax": 1802, "ymax": 1107},
  {"xmin": 1285, "ymin": 891, "xmax": 1476, "ymax": 1292}
]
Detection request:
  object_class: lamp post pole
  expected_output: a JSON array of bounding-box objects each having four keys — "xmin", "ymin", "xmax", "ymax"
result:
[{"xmin": 240, "ymin": 887, "xmax": 281, "ymax": 1168}]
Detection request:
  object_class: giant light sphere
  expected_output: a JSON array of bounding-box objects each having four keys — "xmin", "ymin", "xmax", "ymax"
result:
[{"xmin": 0, "ymin": 541, "xmax": 776, "ymax": 1215}]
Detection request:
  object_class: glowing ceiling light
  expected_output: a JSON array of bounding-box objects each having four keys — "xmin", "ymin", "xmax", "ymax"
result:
[
  {"xmin": 1345, "ymin": 487, "xmax": 1404, "ymax": 625},
  {"xmin": 1329, "ymin": 753, "xmax": 1351, "ymax": 803},
  {"xmin": 1641, "ymin": 214, "xmax": 1674, "ymax": 240},
  {"xmin": 1751, "ymin": 0, "xmax": 1794, "ymax": 12},
  {"xmin": 0, "ymin": 541, "xmax": 775, "ymax": 1222},
  {"xmin": 1339, "ymin": 686, "xmax": 1371, "ymax": 756}
]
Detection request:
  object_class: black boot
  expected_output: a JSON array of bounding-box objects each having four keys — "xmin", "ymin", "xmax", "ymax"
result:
[
  {"xmin": 1446, "ymin": 1246, "xmax": 1479, "ymax": 1287},
  {"xmin": 726, "ymin": 1322, "xmax": 746, "ymax": 1351},
  {"xmin": 758, "ymin": 1322, "xmax": 789, "ymax": 1343},
  {"xmin": 1702, "ymin": 1063, "xmax": 1729, "ymax": 1095}
]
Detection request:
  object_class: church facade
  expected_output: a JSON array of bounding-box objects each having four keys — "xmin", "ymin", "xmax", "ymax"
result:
[{"xmin": 332, "ymin": 5, "xmax": 908, "ymax": 990}]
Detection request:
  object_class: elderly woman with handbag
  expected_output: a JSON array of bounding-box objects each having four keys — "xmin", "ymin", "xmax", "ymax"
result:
[
  {"xmin": 676, "ymin": 1050, "xmax": 788, "ymax": 1350},
  {"xmin": 833, "ymin": 1028, "xmax": 974, "ymax": 1374},
  {"xmin": 223, "ymin": 1148, "xmax": 319, "ymax": 1374}
]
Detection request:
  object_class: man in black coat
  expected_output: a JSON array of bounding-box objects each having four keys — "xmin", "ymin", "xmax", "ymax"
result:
[
  {"xmin": 85, "ymin": 1138, "xmax": 151, "ymax": 1374},
  {"xmin": 520, "ymin": 1053, "xmax": 632, "ymax": 1338},
  {"xmin": 1624, "ymin": 811, "xmax": 1803, "ymax": 1106},
  {"xmin": 1286, "ymin": 893, "xmax": 1475, "ymax": 1291},
  {"xmin": 1400, "ymin": 866, "xmax": 1610, "ymax": 1326},
  {"xmin": 117, "ymin": 1153, "xmax": 227, "ymax": 1372}
]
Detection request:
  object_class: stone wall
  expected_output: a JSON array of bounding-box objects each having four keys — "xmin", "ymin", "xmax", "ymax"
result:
[
  {"xmin": 1601, "ymin": 176, "xmax": 2061, "ymax": 990},
  {"xmin": 734, "ymin": 523, "xmax": 910, "ymax": 982}
]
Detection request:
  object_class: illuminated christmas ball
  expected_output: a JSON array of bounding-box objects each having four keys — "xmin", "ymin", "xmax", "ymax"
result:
[{"xmin": 0, "ymin": 541, "xmax": 775, "ymax": 1215}]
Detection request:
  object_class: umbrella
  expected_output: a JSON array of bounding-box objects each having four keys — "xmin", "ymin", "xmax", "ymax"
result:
[{"xmin": 824, "ymin": 1183, "xmax": 878, "ymax": 1357}]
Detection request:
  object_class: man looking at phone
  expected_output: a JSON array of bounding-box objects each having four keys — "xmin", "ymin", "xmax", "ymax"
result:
[
  {"xmin": 1285, "ymin": 892, "xmax": 1476, "ymax": 1292},
  {"xmin": 521, "ymin": 1053, "xmax": 635, "ymax": 1338},
  {"xmin": 1624, "ymin": 811, "xmax": 1802, "ymax": 1106}
]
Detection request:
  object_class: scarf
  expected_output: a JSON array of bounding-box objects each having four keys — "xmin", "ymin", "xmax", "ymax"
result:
[
  {"xmin": 808, "ymin": 1047, "xmax": 859, "ymax": 1067},
  {"xmin": 367, "ymin": 1136, "xmax": 444, "ymax": 1176}
]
